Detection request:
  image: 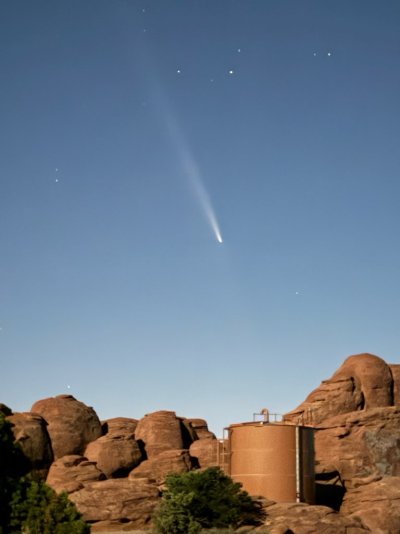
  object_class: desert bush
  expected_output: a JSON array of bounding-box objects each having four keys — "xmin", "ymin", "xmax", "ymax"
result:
[{"xmin": 153, "ymin": 467, "xmax": 264, "ymax": 534}]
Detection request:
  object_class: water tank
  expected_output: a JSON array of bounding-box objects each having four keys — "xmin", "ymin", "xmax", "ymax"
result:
[{"xmin": 228, "ymin": 422, "xmax": 315, "ymax": 503}]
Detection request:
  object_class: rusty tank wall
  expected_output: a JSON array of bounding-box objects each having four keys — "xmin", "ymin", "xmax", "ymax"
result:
[{"xmin": 228, "ymin": 422, "xmax": 315, "ymax": 503}]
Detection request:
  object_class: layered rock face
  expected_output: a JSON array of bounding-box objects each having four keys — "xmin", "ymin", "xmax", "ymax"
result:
[{"xmin": 284, "ymin": 353, "xmax": 400, "ymax": 533}]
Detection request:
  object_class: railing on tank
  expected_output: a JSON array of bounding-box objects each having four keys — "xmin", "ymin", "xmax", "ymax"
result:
[{"xmin": 252, "ymin": 408, "xmax": 283, "ymax": 423}]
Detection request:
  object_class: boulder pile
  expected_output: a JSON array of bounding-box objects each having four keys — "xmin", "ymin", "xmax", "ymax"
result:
[
  {"xmin": 2, "ymin": 396, "xmax": 217, "ymax": 531},
  {"xmin": 3, "ymin": 352, "xmax": 400, "ymax": 533}
]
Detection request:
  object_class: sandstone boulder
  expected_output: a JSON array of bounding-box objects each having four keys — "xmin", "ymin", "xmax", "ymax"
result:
[
  {"xmin": 101, "ymin": 416, "xmax": 138, "ymax": 435},
  {"xmin": 46, "ymin": 455, "xmax": 105, "ymax": 494},
  {"xmin": 69, "ymin": 477, "xmax": 159, "ymax": 528},
  {"xmin": 129, "ymin": 449, "xmax": 192, "ymax": 484},
  {"xmin": 340, "ymin": 476, "xmax": 400, "ymax": 534},
  {"xmin": 189, "ymin": 438, "xmax": 219, "ymax": 468},
  {"xmin": 135, "ymin": 410, "xmax": 183, "ymax": 457},
  {"xmin": 7, "ymin": 412, "xmax": 53, "ymax": 479},
  {"xmin": 314, "ymin": 406, "xmax": 400, "ymax": 484},
  {"xmin": 262, "ymin": 501, "xmax": 370, "ymax": 533},
  {"xmin": 85, "ymin": 418, "xmax": 143, "ymax": 478},
  {"xmin": 285, "ymin": 354, "xmax": 394, "ymax": 426},
  {"xmin": 185, "ymin": 418, "xmax": 216, "ymax": 440},
  {"xmin": 31, "ymin": 395, "xmax": 102, "ymax": 459}
]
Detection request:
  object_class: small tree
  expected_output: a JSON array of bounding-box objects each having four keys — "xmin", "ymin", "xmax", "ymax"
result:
[
  {"xmin": 0, "ymin": 413, "xmax": 89, "ymax": 534},
  {"xmin": 153, "ymin": 467, "xmax": 264, "ymax": 534}
]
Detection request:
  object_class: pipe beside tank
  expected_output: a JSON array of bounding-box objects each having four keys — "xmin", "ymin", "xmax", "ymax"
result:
[{"xmin": 227, "ymin": 421, "xmax": 315, "ymax": 503}]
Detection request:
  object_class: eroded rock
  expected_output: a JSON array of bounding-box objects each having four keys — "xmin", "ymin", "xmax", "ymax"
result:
[
  {"xmin": 135, "ymin": 410, "xmax": 184, "ymax": 457},
  {"xmin": 8, "ymin": 412, "xmax": 53, "ymax": 479},
  {"xmin": 46, "ymin": 455, "xmax": 105, "ymax": 494},
  {"xmin": 85, "ymin": 419, "xmax": 143, "ymax": 478},
  {"xmin": 285, "ymin": 354, "xmax": 394, "ymax": 426},
  {"xmin": 31, "ymin": 395, "xmax": 102, "ymax": 459},
  {"xmin": 69, "ymin": 477, "xmax": 159, "ymax": 528},
  {"xmin": 129, "ymin": 449, "xmax": 192, "ymax": 484}
]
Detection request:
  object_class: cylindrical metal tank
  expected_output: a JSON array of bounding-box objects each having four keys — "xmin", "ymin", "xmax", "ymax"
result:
[{"xmin": 228, "ymin": 422, "xmax": 315, "ymax": 503}]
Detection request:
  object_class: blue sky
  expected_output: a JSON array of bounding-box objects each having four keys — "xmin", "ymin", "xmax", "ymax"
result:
[{"xmin": 1, "ymin": 1, "xmax": 400, "ymax": 434}]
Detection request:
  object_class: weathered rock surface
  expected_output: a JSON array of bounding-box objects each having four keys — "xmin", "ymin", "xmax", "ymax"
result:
[
  {"xmin": 101, "ymin": 416, "xmax": 138, "ymax": 435},
  {"xmin": 185, "ymin": 418, "xmax": 216, "ymax": 440},
  {"xmin": 262, "ymin": 501, "xmax": 370, "ymax": 533},
  {"xmin": 69, "ymin": 477, "xmax": 159, "ymax": 528},
  {"xmin": 284, "ymin": 353, "xmax": 400, "ymax": 534},
  {"xmin": 47, "ymin": 455, "xmax": 105, "ymax": 494},
  {"xmin": 31, "ymin": 395, "xmax": 102, "ymax": 459},
  {"xmin": 340, "ymin": 476, "xmax": 400, "ymax": 534},
  {"xmin": 129, "ymin": 449, "xmax": 192, "ymax": 484},
  {"xmin": 314, "ymin": 406, "xmax": 400, "ymax": 484},
  {"xmin": 135, "ymin": 410, "xmax": 184, "ymax": 457},
  {"xmin": 189, "ymin": 437, "xmax": 219, "ymax": 469},
  {"xmin": 285, "ymin": 354, "xmax": 394, "ymax": 426},
  {"xmin": 85, "ymin": 418, "xmax": 143, "ymax": 478},
  {"xmin": 7, "ymin": 412, "xmax": 53, "ymax": 478}
]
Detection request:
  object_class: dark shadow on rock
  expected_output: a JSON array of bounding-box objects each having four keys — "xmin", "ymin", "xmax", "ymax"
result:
[{"xmin": 315, "ymin": 471, "xmax": 346, "ymax": 511}]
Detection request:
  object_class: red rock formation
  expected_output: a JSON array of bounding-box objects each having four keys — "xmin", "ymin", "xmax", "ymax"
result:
[
  {"xmin": 284, "ymin": 353, "xmax": 400, "ymax": 533},
  {"xmin": 285, "ymin": 353, "xmax": 394, "ymax": 425},
  {"xmin": 135, "ymin": 410, "xmax": 184, "ymax": 457},
  {"xmin": 46, "ymin": 455, "xmax": 105, "ymax": 494},
  {"xmin": 189, "ymin": 438, "xmax": 219, "ymax": 469},
  {"xmin": 31, "ymin": 395, "xmax": 102, "ymax": 459},
  {"xmin": 185, "ymin": 418, "xmax": 216, "ymax": 440},
  {"xmin": 69, "ymin": 477, "xmax": 159, "ymax": 529},
  {"xmin": 129, "ymin": 449, "xmax": 192, "ymax": 484},
  {"xmin": 84, "ymin": 418, "xmax": 143, "ymax": 478},
  {"xmin": 7, "ymin": 412, "xmax": 53, "ymax": 479},
  {"xmin": 340, "ymin": 477, "xmax": 400, "ymax": 533},
  {"xmin": 262, "ymin": 501, "xmax": 369, "ymax": 534}
]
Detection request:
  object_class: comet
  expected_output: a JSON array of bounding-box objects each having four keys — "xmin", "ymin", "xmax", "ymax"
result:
[{"xmin": 164, "ymin": 109, "xmax": 224, "ymax": 245}]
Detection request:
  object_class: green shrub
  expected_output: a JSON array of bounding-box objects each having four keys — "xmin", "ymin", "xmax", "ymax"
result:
[
  {"xmin": 153, "ymin": 467, "xmax": 264, "ymax": 534},
  {"xmin": 0, "ymin": 413, "xmax": 89, "ymax": 534}
]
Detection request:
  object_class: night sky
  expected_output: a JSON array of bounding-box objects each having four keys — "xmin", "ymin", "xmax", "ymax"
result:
[{"xmin": 1, "ymin": 1, "xmax": 400, "ymax": 434}]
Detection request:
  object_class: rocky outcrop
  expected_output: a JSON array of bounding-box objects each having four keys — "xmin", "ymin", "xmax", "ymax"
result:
[
  {"xmin": 101, "ymin": 417, "xmax": 138, "ymax": 435},
  {"xmin": 340, "ymin": 477, "xmax": 400, "ymax": 533},
  {"xmin": 84, "ymin": 417, "xmax": 143, "ymax": 478},
  {"xmin": 129, "ymin": 449, "xmax": 192, "ymax": 484},
  {"xmin": 46, "ymin": 455, "xmax": 105, "ymax": 494},
  {"xmin": 8, "ymin": 412, "xmax": 53, "ymax": 478},
  {"xmin": 135, "ymin": 410, "xmax": 185, "ymax": 457},
  {"xmin": 185, "ymin": 418, "xmax": 216, "ymax": 440},
  {"xmin": 31, "ymin": 395, "xmax": 102, "ymax": 459},
  {"xmin": 285, "ymin": 354, "xmax": 394, "ymax": 426},
  {"xmin": 261, "ymin": 500, "xmax": 370, "ymax": 534},
  {"xmin": 189, "ymin": 438, "xmax": 219, "ymax": 469},
  {"xmin": 4, "ymin": 352, "xmax": 400, "ymax": 533},
  {"xmin": 314, "ymin": 406, "xmax": 400, "ymax": 483},
  {"xmin": 69, "ymin": 477, "xmax": 159, "ymax": 529},
  {"xmin": 284, "ymin": 353, "xmax": 400, "ymax": 534}
]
